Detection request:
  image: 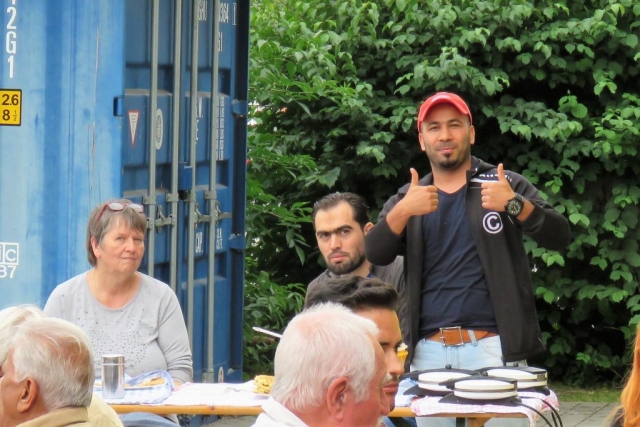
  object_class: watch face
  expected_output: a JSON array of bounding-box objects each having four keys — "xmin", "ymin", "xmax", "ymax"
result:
[{"xmin": 506, "ymin": 198, "xmax": 524, "ymax": 216}]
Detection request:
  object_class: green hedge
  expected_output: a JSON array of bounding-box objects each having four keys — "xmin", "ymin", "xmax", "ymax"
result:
[{"xmin": 246, "ymin": 0, "xmax": 640, "ymax": 385}]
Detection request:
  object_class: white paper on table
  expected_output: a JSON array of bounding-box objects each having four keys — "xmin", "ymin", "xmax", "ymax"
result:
[
  {"xmin": 162, "ymin": 381, "xmax": 269, "ymax": 407},
  {"xmin": 396, "ymin": 378, "xmax": 417, "ymax": 407}
]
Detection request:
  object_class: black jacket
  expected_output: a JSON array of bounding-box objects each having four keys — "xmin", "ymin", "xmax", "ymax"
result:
[
  {"xmin": 307, "ymin": 257, "xmax": 405, "ymax": 295},
  {"xmin": 365, "ymin": 157, "xmax": 571, "ymax": 364},
  {"xmin": 306, "ymin": 258, "xmax": 408, "ymax": 326}
]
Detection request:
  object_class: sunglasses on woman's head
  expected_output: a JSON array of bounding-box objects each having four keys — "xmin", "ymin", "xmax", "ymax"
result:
[{"xmin": 96, "ymin": 202, "xmax": 144, "ymax": 222}]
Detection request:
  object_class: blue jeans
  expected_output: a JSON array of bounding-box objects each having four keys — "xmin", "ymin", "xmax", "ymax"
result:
[
  {"xmin": 410, "ymin": 334, "xmax": 528, "ymax": 427},
  {"xmin": 119, "ymin": 412, "xmax": 178, "ymax": 426}
]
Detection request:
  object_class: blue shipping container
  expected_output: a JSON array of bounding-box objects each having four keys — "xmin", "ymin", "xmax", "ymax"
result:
[{"xmin": 0, "ymin": 0, "xmax": 248, "ymax": 384}]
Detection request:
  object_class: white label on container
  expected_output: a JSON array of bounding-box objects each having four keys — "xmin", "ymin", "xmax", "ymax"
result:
[
  {"xmin": 0, "ymin": 241, "xmax": 19, "ymax": 279},
  {"xmin": 128, "ymin": 110, "xmax": 140, "ymax": 146},
  {"xmin": 219, "ymin": 2, "xmax": 229, "ymax": 23},
  {"xmin": 195, "ymin": 97, "xmax": 203, "ymax": 143},
  {"xmin": 198, "ymin": 0, "xmax": 207, "ymax": 21},
  {"xmin": 155, "ymin": 108, "xmax": 163, "ymax": 150},
  {"xmin": 195, "ymin": 231, "xmax": 203, "ymax": 254},
  {"xmin": 215, "ymin": 227, "xmax": 223, "ymax": 250},
  {"xmin": 217, "ymin": 97, "xmax": 225, "ymax": 160},
  {"xmin": 5, "ymin": 2, "xmax": 18, "ymax": 79}
]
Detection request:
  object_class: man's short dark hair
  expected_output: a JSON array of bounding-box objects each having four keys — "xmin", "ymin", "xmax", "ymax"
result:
[
  {"xmin": 304, "ymin": 276, "xmax": 399, "ymax": 312},
  {"xmin": 311, "ymin": 192, "xmax": 370, "ymax": 230}
]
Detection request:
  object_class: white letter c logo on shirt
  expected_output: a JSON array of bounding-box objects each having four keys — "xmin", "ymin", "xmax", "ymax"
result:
[{"xmin": 483, "ymin": 213, "xmax": 503, "ymax": 234}]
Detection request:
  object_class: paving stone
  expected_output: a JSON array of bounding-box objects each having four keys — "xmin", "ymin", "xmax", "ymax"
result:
[{"xmin": 204, "ymin": 416, "xmax": 256, "ymax": 426}]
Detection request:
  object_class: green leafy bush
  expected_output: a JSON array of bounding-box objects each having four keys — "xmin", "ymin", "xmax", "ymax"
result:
[
  {"xmin": 242, "ymin": 267, "xmax": 305, "ymax": 377},
  {"xmin": 242, "ymin": 118, "xmax": 312, "ymax": 374},
  {"xmin": 247, "ymin": 0, "xmax": 640, "ymax": 385}
]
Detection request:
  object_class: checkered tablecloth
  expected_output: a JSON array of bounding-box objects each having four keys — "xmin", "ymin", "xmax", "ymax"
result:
[{"xmin": 409, "ymin": 389, "xmax": 559, "ymax": 426}]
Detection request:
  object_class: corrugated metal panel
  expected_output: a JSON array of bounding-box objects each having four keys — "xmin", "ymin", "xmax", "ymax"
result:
[
  {"xmin": 0, "ymin": 0, "xmax": 126, "ymax": 302},
  {"xmin": 0, "ymin": 0, "xmax": 248, "ymax": 383}
]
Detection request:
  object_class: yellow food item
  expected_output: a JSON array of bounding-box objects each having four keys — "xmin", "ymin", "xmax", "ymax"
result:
[
  {"xmin": 397, "ymin": 343, "xmax": 409, "ymax": 364},
  {"xmin": 254, "ymin": 375, "xmax": 274, "ymax": 394},
  {"xmin": 137, "ymin": 377, "xmax": 165, "ymax": 387}
]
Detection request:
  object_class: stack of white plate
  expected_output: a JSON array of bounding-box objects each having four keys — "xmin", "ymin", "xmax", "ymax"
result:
[
  {"xmin": 418, "ymin": 370, "xmax": 473, "ymax": 393},
  {"xmin": 480, "ymin": 366, "xmax": 547, "ymax": 389},
  {"xmin": 450, "ymin": 377, "xmax": 518, "ymax": 400},
  {"xmin": 407, "ymin": 366, "xmax": 548, "ymax": 401}
]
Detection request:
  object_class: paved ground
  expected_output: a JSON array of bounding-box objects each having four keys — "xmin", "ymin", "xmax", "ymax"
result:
[
  {"xmin": 207, "ymin": 417, "xmax": 254, "ymax": 426},
  {"xmin": 206, "ymin": 401, "xmax": 618, "ymax": 426},
  {"xmin": 557, "ymin": 402, "xmax": 617, "ymax": 427}
]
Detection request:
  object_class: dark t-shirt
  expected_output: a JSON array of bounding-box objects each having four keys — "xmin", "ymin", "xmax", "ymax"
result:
[{"xmin": 419, "ymin": 187, "xmax": 497, "ymax": 338}]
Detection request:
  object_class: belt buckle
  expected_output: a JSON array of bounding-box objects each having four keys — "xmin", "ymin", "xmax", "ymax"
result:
[{"xmin": 439, "ymin": 326, "xmax": 464, "ymax": 347}]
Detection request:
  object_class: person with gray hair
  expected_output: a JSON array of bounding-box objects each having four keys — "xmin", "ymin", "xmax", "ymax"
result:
[
  {"xmin": 0, "ymin": 305, "xmax": 123, "ymax": 427},
  {"xmin": 252, "ymin": 302, "xmax": 391, "ymax": 427},
  {"xmin": 44, "ymin": 198, "xmax": 192, "ymax": 426},
  {"xmin": 304, "ymin": 277, "xmax": 407, "ymax": 424},
  {"xmin": 0, "ymin": 305, "xmax": 46, "ymax": 364},
  {"xmin": 0, "ymin": 316, "xmax": 96, "ymax": 427},
  {"xmin": 44, "ymin": 199, "xmax": 192, "ymax": 385}
]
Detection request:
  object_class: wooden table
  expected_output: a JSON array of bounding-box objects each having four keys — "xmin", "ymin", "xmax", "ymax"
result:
[
  {"xmin": 111, "ymin": 404, "xmax": 263, "ymax": 417},
  {"xmin": 110, "ymin": 403, "xmax": 527, "ymax": 426}
]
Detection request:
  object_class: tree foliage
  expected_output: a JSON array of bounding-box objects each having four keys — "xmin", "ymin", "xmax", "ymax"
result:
[{"xmin": 245, "ymin": 0, "xmax": 640, "ymax": 385}]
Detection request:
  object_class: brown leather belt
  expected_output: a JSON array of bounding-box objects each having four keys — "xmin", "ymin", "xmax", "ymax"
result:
[{"xmin": 427, "ymin": 327, "xmax": 498, "ymax": 346}]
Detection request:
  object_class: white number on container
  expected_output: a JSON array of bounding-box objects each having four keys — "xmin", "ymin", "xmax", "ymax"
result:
[{"xmin": 0, "ymin": 265, "xmax": 16, "ymax": 279}]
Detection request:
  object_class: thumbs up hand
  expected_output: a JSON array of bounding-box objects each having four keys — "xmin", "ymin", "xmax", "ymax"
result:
[
  {"xmin": 385, "ymin": 168, "xmax": 440, "ymax": 234},
  {"xmin": 401, "ymin": 168, "xmax": 439, "ymax": 216},
  {"xmin": 480, "ymin": 163, "xmax": 515, "ymax": 211}
]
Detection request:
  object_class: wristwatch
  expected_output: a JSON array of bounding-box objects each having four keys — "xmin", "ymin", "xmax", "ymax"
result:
[{"xmin": 505, "ymin": 193, "xmax": 525, "ymax": 217}]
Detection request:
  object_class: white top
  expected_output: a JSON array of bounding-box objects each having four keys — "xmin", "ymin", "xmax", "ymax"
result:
[
  {"xmin": 252, "ymin": 397, "xmax": 308, "ymax": 427},
  {"xmin": 44, "ymin": 272, "xmax": 192, "ymax": 383}
]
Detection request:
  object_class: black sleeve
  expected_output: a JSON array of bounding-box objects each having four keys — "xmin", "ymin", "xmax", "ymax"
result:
[
  {"xmin": 365, "ymin": 194, "xmax": 405, "ymax": 266},
  {"xmin": 513, "ymin": 174, "xmax": 571, "ymax": 250}
]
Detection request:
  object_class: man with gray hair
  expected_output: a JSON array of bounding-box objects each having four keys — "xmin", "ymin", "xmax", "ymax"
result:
[
  {"xmin": 0, "ymin": 316, "xmax": 97, "ymax": 427},
  {"xmin": 253, "ymin": 302, "xmax": 390, "ymax": 427},
  {"xmin": 0, "ymin": 306, "xmax": 122, "ymax": 427}
]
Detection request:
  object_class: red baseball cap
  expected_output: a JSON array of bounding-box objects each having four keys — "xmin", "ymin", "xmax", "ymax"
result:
[{"xmin": 417, "ymin": 92, "xmax": 472, "ymax": 130}]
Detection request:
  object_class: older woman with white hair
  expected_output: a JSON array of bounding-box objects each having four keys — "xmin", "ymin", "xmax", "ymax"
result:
[{"xmin": 0, "ymin": 305, "xmax": 123, "ymax": 427}]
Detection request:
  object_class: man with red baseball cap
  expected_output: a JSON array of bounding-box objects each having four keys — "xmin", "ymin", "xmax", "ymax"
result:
[
  {"xmin": 365, "ymin": 92, "xmax": 571, "ymax": 427},
  {"xmin": 416, "ymin": 92, "xmax": 472, "ymax": 129}
]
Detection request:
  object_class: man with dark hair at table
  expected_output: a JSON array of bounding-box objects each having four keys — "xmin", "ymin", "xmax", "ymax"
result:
[
  {"xmin": 310, "ymin": 192, "xmax": 404, "ymax": 284},
  {"xmin": 0, "ymin": 317, "xmax": 97, "ymax": 427},
  {"xmin": 309, "ymin": 192, "xmax": 408, "ymax": 343},
  {"xmin": 252, "ymin": 302, "xmax": 390, "ymax": 427}
]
